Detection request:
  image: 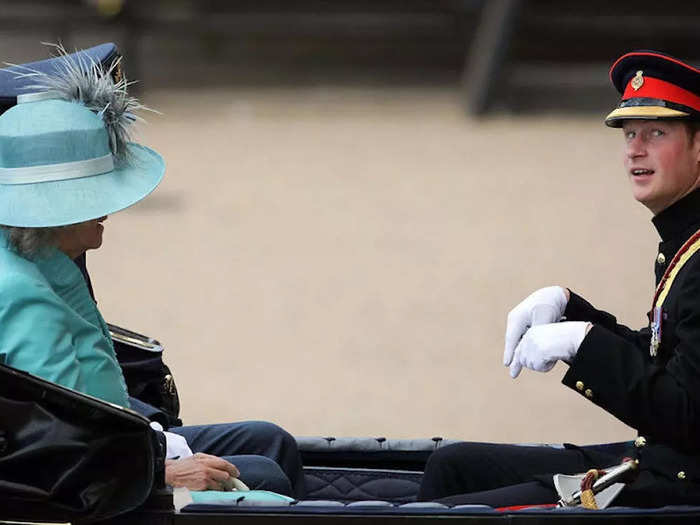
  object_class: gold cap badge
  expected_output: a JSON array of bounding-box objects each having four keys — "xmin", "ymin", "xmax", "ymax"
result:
[{"xmin": 631, "ymin": 70, "xmax": 644, "ymax": 91}]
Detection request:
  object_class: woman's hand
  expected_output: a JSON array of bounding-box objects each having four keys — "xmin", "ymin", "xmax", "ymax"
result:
[{"xmin": 165, "ymin": 452, "xmax": 240, "ymax": 491}]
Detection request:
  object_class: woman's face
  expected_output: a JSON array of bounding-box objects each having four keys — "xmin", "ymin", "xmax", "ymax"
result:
[{"xmin": 55, "ymin": 216, "xmax": 108, "ymax": 259}]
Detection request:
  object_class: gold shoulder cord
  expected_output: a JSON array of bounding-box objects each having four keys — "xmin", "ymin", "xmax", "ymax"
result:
[
  {"xmin": 649, "ymin": 228, "xmax": 700, "ymax": 356},
  {"xmin": 653, "ymin": 229, "xmax": 700, "ymax": 310}
]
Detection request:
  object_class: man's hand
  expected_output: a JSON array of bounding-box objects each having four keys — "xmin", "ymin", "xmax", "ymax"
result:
[
  {"xmin": 165, "ymin": 452, "xmax": 240, "ymax": 491},
  {"xmin": 509, "ymin": 321, "xmax": 591, "ymax": 378},
  {"xmin": 504, "ymin": 286, "xmax": 569, "ymax": 368}
]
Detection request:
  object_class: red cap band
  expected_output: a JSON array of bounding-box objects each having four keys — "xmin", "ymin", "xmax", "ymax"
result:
[{"xmin": 623, "ymin": 75, "xmax": 700, "ymax": 112}]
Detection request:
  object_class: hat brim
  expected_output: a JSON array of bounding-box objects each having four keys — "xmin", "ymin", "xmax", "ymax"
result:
[
  {"xmin": 605, "ymin": 105, "xmax": 690, "ymax": 127},
  {"xmin": 0, "ymin": 143, "xmax": 164, "ymax": 227}
]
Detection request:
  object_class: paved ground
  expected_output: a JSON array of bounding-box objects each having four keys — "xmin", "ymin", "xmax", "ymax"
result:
[{"xmin": 91, "ymin": 86, "xmax": 656, "ymax": 445}]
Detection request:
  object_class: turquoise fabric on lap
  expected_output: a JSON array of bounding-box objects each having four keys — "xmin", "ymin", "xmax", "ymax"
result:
[{"xmin": 190, "ymin": 490, "xmax": 295, "ymax": 505}]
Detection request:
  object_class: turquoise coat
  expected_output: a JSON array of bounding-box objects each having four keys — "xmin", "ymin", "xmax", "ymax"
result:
[{"xmin": 0, "ymin": 235, "xmax": 129, "ymax": 407}]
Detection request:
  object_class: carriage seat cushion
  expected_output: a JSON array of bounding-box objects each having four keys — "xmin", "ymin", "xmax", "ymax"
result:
[{"xmin": 296, "ymin": 436, "xmax": 464, "ymax": 503}]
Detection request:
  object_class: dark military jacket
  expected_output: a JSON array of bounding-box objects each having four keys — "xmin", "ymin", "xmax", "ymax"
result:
[{"xmin": 562, "ymin": 189, "xmax": 700, "ymax": 493}]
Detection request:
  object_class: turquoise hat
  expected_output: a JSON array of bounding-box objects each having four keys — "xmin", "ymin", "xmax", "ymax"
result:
[{"xmin": 0, "ymin": 47, "xmax": 164, "ymax": 227}]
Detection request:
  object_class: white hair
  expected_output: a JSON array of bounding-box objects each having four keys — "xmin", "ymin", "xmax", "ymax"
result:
[{"xmin": 1, "ymin": 225, "xmax": 61, "ymax": 258}]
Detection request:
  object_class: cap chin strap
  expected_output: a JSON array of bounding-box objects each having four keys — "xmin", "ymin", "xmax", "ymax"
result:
[{"xmin": 0, "ymin": 154, "xmax": 114, "ymax": 185}]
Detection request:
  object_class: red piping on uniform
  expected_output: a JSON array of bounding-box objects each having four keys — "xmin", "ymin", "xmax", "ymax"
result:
[
  {"xmin": 609, "ymin": 52, "xmax": 700, "ymax": 83},
  {"xmin": 622, "ymin": 76, "xmax": 700, "ymax": 112},
  {"xmin": 496, "ymin": 504, "xmax": 558, "ymax": 512}
]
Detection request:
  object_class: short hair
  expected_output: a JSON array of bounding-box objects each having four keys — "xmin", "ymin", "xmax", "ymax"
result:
[
  {"xmin": 0, "ymin": 226, "xmax": 61, "ymax": 259},
  {"xmin": 684, "ymin": 121, "xmax": 700, "ymax": 140}
]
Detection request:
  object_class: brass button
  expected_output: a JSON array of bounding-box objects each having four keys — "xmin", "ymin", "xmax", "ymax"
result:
[
  {"xmin": 657, "ymin": 253, "xmax": 666, "ymax": 265},
  {"xmin": 634, "ymin": 436, "xmax": 647, "ymax": 448},
  {"xmin": 585, "ymin": 389, "xmax": 593, "ymax": 399},
  {"xmin": 678, "ymin": 471, "xmax": 686, "ymax": 480},
  {"xmin": 575, "ymin": 381, "xmax": 584, "ymax": 391}
]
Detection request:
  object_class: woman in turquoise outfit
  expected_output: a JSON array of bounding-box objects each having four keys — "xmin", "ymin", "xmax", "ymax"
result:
[
  {"xmin": 0, "ymin": 82, "xmax": 162, "ymax": 406},
  {"xmin": 0, "ymin": 49, "xmax": 304, "ymax": 497}
]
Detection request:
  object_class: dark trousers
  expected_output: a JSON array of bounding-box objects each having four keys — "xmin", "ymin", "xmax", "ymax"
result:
[
  {"xmin": 171, "ymin": 421, "xmax": 305, "ymax": 498},
  {"xmin": 418, "ymin": 442, "xmax": 620, "ymax": 507}
]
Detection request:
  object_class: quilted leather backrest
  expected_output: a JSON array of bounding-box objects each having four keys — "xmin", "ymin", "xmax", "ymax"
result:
[
  {"xmin": 304, "ymin": 467, "xmax": 423, "ymax": 503},
  {"xmin": 297, "ymin": 436, "xmax": 465, "ymax": 503}
]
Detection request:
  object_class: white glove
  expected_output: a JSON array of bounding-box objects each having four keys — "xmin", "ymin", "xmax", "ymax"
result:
[
  {"xmin": 504, "ymin": 286, "xmax": 569, "ymax": 367},
  {"xmin": 509, "ymin": 321, "xmax": 590, "ymax": 378},
  {"xmin": 150, "ymin": 421, "xmax": 194, "ymax": 459}
]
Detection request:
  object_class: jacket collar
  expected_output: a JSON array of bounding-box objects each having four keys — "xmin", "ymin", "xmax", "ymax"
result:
[{"xmin": 652, "ymin": 189, "xmax": 700, "ymax": 243}]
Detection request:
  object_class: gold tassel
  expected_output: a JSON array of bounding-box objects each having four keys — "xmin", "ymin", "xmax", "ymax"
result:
[
  {"xmin": 579, "ymin": 469, "xmax": 602, "ymax": 509},
  {"xmin": 580, "ymin": 489, "xmax": 598, "ymax": 510}
]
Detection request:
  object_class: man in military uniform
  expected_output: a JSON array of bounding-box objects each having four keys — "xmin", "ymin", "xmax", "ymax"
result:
[{"xmin": 418, "ymin": 50, "xmax": 700, "ymax": 508}]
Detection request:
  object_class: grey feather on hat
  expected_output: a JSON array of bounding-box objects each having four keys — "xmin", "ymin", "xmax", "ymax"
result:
[{"xmin": 5, "ymin": 42, "xmax": 154, "ymax": 166}]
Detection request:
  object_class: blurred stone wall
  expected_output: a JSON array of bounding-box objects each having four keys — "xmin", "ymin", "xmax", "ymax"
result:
[{"xmin": 0, "ymin": 2, "xmax": 698, "ymax": 441}]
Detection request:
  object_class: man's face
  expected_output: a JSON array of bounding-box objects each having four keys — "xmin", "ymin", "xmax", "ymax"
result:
[{"xmin": 623, "ymin": 120, "xmax": 700, "ymax": 214}]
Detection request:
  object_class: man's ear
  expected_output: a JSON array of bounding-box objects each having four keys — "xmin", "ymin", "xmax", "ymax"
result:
[{"xmin": 694, "ymin": 129, "xmax": 700, "ymax": 163}]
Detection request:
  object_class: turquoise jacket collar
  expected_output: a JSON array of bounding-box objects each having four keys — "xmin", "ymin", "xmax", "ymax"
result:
[{"xmin": 0, "ymin": 231, "xmax": 129, "ymax": 407}]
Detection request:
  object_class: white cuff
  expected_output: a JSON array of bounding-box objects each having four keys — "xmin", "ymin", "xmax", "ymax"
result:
[{"xmin": 150, "ymin": 422, "xmax": 194, "ymax": 459}]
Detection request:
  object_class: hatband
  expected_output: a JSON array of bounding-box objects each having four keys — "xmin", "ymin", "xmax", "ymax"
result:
[
  {"xmin": 16, "ymin": 91, "xmax": 64, "ymax": 104},
  {"xmin": 0, "ymin": 153, "xmax": 113, "ymax": 185},
  {"xmin": 622, "ymin": 76, "xmax": 700, "ymax": 112}
]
